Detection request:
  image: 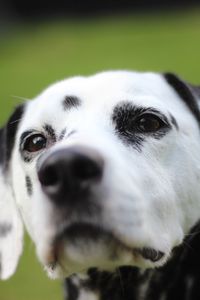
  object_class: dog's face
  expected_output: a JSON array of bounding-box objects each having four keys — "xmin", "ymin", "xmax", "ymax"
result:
[{"xmin": 1, "ymin": 71, "xmax": 200, "ymax": 280}]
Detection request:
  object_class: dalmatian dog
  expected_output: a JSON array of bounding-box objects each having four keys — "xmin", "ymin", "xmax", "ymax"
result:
[{"xmin": 1, "ymin": 71, "xmax": 200, "ymax": 300}]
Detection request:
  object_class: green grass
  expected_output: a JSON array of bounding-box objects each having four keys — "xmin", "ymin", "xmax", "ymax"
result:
[{"xmin": 0, "ymin": 8, "xmax": 200, "ymax": 299}]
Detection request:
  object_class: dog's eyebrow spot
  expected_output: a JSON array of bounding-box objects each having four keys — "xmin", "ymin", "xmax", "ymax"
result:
[
  {"xmin": 43, "ymin": 124, "xmax": 56, "ymax": 141},
  {"xmin": 26, "ymin": 176, "xmax": 33, "ymax": 196},
  {"xmin": 59, "ymin": 128, "xmax": 77, "ymax": 141},
  {"xmin": 59, "ymin": 128, "xmax": 67, "ymax": 141},
  {"xmin": 0, "ymin": 223, "xmax": 12, "ymax": 238},
  {"xmin": 63, "ymin": 96, "xmax": 81, "ymax": 110},
  {"xmin": 112, "ymin": 102, "xmax": 146, "ymax": 150},
  {"xmin": 170, "ymin": 114, "xmax": 179, "ymax": 130}
]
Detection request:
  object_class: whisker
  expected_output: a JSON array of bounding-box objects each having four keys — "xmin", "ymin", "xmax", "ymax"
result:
[
  {"xmin": 184, "ymin": 230, "xmax": 200, "ymax": 238},
  {"xmin": 9, "ymin": 118, "xmax": 23, "ymax": 125},
  {"xmin": 183, "ymin": 240, "xmax": 194, "ymax": 251},
  {"xmin": 11, "ymin": 95, "xmax": 31, "ymax": 102}
]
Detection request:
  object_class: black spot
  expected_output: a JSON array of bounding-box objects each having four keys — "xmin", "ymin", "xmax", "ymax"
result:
[
  {"xmin": 59, "ymin": 129, "xmax": 77, "ymax": 141},
  {"xmin": 138, "ymin": 248, "xmax": 164, "ymax": 262},
  {"xmin": 26, "ymin": 175, "xmax": 33, "ymax": 196},
  {"xmin": 0, "ymin": 129, "xmax": 5, "ymax": 166},
  {"xmin": 1, "ymin": 105, "xmax": 24, "ymax": 170},
  {"xmin": 170, "ymin": 114, "xmax": 179, "ymax": 130},
  {"xmin": 24, "ymin": 156, "xmax": 33, "ymax": 163},
  {"xmin": 43, "ymin": 124, "xmax": 56, "ymax": 142},
  {"xmin": 112, "ymin": 103, "xmax": 145, "ymax": 150},
  {"xmin": 63, "ymin": 96, "xmax": 81, "ymax": 110},
  {"xmin": 65, "ymin": 278, "xmax": 79, "ymax": 300},
  {"xmin": 0, "ymin": 223, "xmax": 12, "ymax": 238},
  {"xmin": 164, "ymin": 73, "xmax": 200, "ymax": 126},
  {"xmin": 112, "ymin": 102, "xmax": 171, "ymax": 150},
  {"xmin": 85, "ymin": 267, "xmax": 145, "ymax": 300},
  {"xmin": 59, "ymin": 128, "xmax": 67, "ymax": 141}
]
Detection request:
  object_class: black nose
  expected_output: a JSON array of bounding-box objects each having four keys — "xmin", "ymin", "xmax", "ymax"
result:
[{"xmin": 37, "ymin": 146, "xmax": 104, "ymax": 204}]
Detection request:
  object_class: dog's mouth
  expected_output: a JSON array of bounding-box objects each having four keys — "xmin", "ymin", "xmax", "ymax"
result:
[{"xmin": 47, "ymin": 222, "xmax": 164, "ymax": 272}]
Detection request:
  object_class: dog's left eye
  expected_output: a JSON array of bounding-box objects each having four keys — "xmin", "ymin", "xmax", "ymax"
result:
[
  {"xmin": 23, "ymin": 134, "xmax": 47, "ymax": 153},
  {"xmin": 136, "ymin": 114, "xmax": 165, "ymax": 133}
]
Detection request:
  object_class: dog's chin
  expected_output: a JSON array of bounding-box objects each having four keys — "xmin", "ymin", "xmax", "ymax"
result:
[{"xmin": 40, "ymin": 223, "xmax": 166, "ymax": 279}]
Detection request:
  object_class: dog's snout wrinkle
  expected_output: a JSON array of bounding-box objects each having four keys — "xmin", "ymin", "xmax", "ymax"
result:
[{"xmin": 38, "ymin": 146, "xmax": 104, "ymax": 205}]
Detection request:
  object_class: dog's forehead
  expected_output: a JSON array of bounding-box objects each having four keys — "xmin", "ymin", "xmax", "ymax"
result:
[
  {"xmin": 20, "ymin": 71, "xmax": 188, "ymax": 130},
  {"xmin": 33, "ymin": 71, "xmax": 176, "ymax": 106}
]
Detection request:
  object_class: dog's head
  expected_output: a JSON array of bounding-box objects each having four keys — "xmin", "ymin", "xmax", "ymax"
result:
[{"xmin": 1, "ymin": 71, "xmax": 200, "ymax": 280}]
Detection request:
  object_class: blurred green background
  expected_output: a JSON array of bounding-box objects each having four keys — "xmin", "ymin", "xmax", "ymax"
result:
[{"xmin": 0, "ymin": 8, "xmax": 200, "ymax": 300}]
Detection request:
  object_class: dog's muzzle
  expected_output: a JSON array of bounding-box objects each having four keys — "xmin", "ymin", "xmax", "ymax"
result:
[
  {"xmin": 37, "ymin": 146, "xmax": 104, "ymax": 205},
  {"xmin": 37, "ymin": 146, "xmax": 165, "ymax": 269}
]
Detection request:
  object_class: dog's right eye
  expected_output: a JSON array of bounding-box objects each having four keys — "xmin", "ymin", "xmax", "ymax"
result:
[{"xmin": 23, "ymin": 134, "xmax": 47, "ymax": 153}]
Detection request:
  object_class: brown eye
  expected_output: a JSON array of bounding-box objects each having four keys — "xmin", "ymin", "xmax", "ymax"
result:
[
  {"xmin": 137, "ymin": 114, "xmax": 164, "ymax": 133},
  {"xmin": 23, "ymin": 134, "xmax": 47, "ymax": 153}
]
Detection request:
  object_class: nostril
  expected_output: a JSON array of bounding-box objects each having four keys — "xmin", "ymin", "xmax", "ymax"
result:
[{"xmin": 38, "ymin": 165, "xmax": 59, "ymax": 187}]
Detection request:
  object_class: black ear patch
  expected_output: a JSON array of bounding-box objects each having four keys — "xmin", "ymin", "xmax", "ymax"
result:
[
  {"xmin": 0, "ymin": 105, "xmax": 25, "ymax": 170},
  {"xmin": 0, "ymin": 129, "xmax": 5, "ymax": 166},
  {"xmin": 164, "ymin": 73, "xmax": 200, "ymax": 126}
]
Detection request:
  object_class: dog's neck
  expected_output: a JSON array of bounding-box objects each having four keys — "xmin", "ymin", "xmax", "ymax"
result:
[{"xmin": 65, "ymin": 222, "xmax": 200, "ymax": 300}]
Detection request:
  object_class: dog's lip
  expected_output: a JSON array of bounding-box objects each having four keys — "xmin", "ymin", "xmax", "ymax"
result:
[
  {"xmin": 135, "ymin": 247, "xmax": 164, "ymax": 262},
  {"xmin": 49, "ymin": 222, "xmax": 164, "ymax": 266}
]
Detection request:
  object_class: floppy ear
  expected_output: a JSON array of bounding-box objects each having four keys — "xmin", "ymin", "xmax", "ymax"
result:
[
  {"xmin": 164, "ymin": 73, "xmax": 200, "ymax": 124},
  {"xmin": 0, "ymin": 105, "xmax": 24, "ymax": 280}
]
